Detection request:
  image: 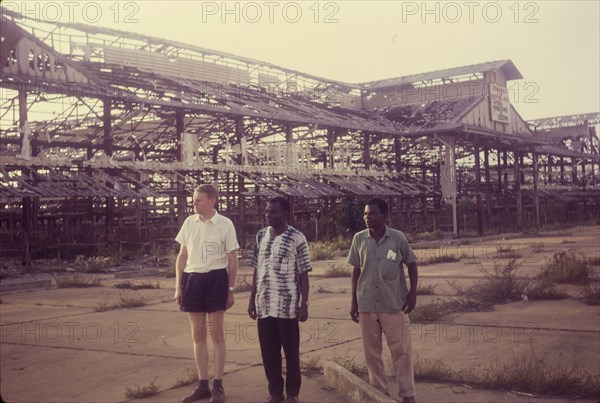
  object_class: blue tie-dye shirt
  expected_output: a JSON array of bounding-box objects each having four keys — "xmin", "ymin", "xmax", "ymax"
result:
[{"xmin": 251, "ymin": 226, "xmax": 312, "ymax": 319}]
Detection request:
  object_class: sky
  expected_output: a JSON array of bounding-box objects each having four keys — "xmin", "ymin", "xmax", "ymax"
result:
[{"xmin": 4, "ymin": 0, "xmax": 600, "ymax": 120}]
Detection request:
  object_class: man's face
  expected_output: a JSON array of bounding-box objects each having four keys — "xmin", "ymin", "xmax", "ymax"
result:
[
  {"xmin": 193, "ymin": 191, "xmax": 215, "ymax": 215},
  {"xmin": 265, "ymin": 202, "xmax": 287, "ymax": 228},
  {"xmin": 364, "ymin": 203, "xmax": 386, "ymax": 229}
]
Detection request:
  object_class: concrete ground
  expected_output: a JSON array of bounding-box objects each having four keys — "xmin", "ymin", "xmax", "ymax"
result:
[{"xmin": 1, "ymin": 225, "xmax": 599, "ymax": 402}]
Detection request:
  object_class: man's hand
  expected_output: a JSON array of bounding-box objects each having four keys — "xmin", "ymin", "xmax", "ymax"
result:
[
  {"xmin": 174, "ymin": 287, "xmax": 182, "ymax": 306},
  {"xmin": 297, "ymin": 303, "xmax": 308, "ymax": 322},
  {"xmin": 402, "ymin": 290, "xmax": 417, "ymax": 314},
  {"xmin": 226, "ymin": 291, "xmax": 235, "ymax": 310},
  {"xmin": 247, "ymin": 298, "xmax": 257, "ymax": 320},
  {"xmin": 350, "ymin": 301, "xmax": 359, "ymax": 323}
]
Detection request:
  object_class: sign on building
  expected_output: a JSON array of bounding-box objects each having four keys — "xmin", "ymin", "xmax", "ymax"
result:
[{"xmin": 489, "ymin": 83, "xmax": 511, "ymax": 124}]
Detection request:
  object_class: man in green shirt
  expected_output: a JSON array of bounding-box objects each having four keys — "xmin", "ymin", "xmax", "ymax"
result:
[{"xmin": 347, "ymin": 197, "xmax": 418, "ymax": 403}]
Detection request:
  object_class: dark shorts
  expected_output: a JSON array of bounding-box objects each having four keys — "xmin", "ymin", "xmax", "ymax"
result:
[{"xmin": 180, "ymin": 269, "xmax": 228, "ymax": 313}]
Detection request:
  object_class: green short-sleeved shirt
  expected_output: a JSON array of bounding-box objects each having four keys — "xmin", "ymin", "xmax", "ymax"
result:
[{"xmin": 347, "ymin": 227, "xmax": 417, "ymax": 313}]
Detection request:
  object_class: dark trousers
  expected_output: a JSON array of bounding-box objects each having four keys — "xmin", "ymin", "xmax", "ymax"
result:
[{"xmin": 257, "ymin": 316, "xmax": 301, "ymax": 397}]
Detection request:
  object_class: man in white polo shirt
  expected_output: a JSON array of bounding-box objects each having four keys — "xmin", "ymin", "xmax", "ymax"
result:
[{"xmin": 174, "ymin": 184, "xmax": 239, "ymax": 403}]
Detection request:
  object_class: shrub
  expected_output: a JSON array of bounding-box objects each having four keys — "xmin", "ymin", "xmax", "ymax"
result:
[
  {"xmin": 309, "ymin": 242, "xmax": 336, "ymax": 261},
  {"xmin": 540, "ymin": 250, "xmax": 590, "ymax": 284}
]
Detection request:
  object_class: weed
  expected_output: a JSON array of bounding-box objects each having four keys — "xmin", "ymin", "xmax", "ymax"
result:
[
  {"xmin": 54, "ymin": 273, "xmax": 102, "ymax": 288},
  {"xmin": 580, "ymin": 283, "xmax": 600, "ymax": 305},
  {"xmin": 124, "ymin": 378, "xmax": 160, "ymax": 398},
  {"xmin": 331, "ymin": 351, "xmax": 368, "ymax": 381},
  {"xmin": 417, "ymin": 283, "xmax": 437, "ymax": 295},
  {"xmin": 301, "ymin": 356, "xmax": 322, "ymax": 377},
  {"xmin": 413, "ymin": 352, "xmax": 600, "ymax": 397},
  {"xmin": 478, "ymin": 351, "xmax": 600, "ymax": 396},
  {"xmin": 173, "ymin": 368, "xmax": 198, "ymax": 388},
  {"xmin": 420, "ymin": 254, "xmax": 460, "ymax": 266},
  {"xmin": 414, "ymin": 356, "xmax": 469, "ymax": 383},
  {"xmin": 74, "ymin": 255, "xmax": 113, "ymax": 273},
  {"xmin": 408, "ymin": 299, "xmax": 476, "ymax": 323},
  {"xmin": 94, "ymin": 290, "xmax": 156, "ymax": 312},
  {"xmin": 469, "ymin": 259, "xmax": 526, "ymax": 303},
  {"xmin": 113, "ymin": 280, "xmax": 160, "ymax": 290},
  {"xmin": 525, "ymin": 278, "xmax": 568, "ymax": 301},
  {"xmin": 540, "ymin": 250, "xmax": 590, "ymax": 284},
  {"xmin": 323, "ymin": 264, "xmax": 351, "ymax": 278},
  {"xmin": 496, "ymin": 245, "xmax": 513, "ymax": 253},
  {"xmin": 118, "ymin": 291, "xmax": 156, "ymax": 308}
]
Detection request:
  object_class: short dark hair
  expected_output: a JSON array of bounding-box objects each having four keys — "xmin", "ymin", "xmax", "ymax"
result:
[
  {"xmin": 268, "ymin": 196, "xmax": 290, "ymax": 212},
  {"xmin": 366, "ymin": 197, "xmax": 388, "ymax": 215}
]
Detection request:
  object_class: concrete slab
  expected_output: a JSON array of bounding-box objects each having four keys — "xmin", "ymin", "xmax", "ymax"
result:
[{"xmin": 1, "ymin": 225, "xmax": 599, "ymax": 402}]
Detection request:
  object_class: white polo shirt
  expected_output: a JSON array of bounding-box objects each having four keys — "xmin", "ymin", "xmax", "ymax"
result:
[{"xmin": 175, "ymin": 211, "xmax": 239, "ymax": 273}]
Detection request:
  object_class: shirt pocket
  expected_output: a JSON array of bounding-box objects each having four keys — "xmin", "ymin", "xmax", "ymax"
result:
[{"xmin": 382, "ymin": 259, "xmax": 400, "ymax": 280}]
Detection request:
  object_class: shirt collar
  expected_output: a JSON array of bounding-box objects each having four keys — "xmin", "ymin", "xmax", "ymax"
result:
[
  {"xmin": 366, "ymin": 226, "xmax": 390, "ymax": 239},
  {"xmin": 194, "ymin": 210, "xmax": 220, "ymax": 223}
]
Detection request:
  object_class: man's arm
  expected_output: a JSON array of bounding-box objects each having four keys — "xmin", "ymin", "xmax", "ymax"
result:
[
  {"xmin": 402, "ymin": 261, "xmax": 418, "ymax": 313},
  {"xmin": 247, "ymin": 267, "xmax": 258, "ymax": 320},
  {"xmin": 174, "ymin": 245, "xmax": 188, "ymax": 306},
  {"xmin": 225, "ymin": 250, "xmax": 238, "ymax": 310},
  {"xmin": 297, "ymin": 271, "xmax": 309, "ymax": 322},
  {"xmin": 350, "ymin": 266, "xmax": 361, "ymax": 323}
]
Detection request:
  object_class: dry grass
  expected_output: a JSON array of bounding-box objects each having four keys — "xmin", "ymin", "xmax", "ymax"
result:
[
  {"xmin": 331, "ymin": 351, "xmax": 368, "ymax": 381},
  {"xmin": 539, "ymin": 249, "xmax": 590, "ymax": 284},
  {"xmin": 580, "ymin": 283, "xmax": 600, "ymax": 305},
  {"xmin": 323, "ymin": 264, "xmax": 351, "ymax": 278},
  {"xmin": 301, "ymin": 355, "xmax": 323, "ymax": 377},
  {"xmin": 419, "ymin": 253, "xmax": 460, "ymax": 266},
  {"xmin": 124, "ymin": 379, "xmax": 160, "ymax": 398},
  {"xmin": 113, "ymin": 280, "xmax": 160, "ymax": 290},
  {"xmin": 95, "ymin": 290, "xmax": 156, "ymax": 312},
  {"xmin": 173, "ymin": 368, "xmax": 198, "ymax": 388},
  {"xmin": 414, "ymin": 351, "xmax": 600, "ymax": 397},
  {"xmin": 417, "ymin": 283, "xmax": 437, "ymax": 295}
]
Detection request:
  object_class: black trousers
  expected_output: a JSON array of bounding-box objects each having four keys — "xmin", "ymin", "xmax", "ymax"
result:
[{"xmin": 257, "ymin": 316, "xmax": 301, "ymax": 397}]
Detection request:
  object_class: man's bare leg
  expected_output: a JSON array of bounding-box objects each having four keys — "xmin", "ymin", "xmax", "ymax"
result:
[
  {"xmin": 208, "ymin": 310, "xmax": 226, "ymax": 379},
  {"xmin": 187, "ymin": 312, "xmax": 209, "ymax": 380}
]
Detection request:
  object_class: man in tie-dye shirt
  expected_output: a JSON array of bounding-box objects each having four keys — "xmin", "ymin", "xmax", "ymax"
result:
[{"xmin": 248, "ymin": 196, "xmax": 312, "ymax": 403}]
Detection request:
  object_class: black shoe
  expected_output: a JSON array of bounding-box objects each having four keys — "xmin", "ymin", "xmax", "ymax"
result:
[
  {"xmin": 264, "ymin": 394, "xmax": 285, "ymax": 403},
  {"xmin": 285, "ymin": 395, "xmax": 298, "ymax": 403},
  {"xmin": 210, "ymin": 384, "xmax": 225, "ymax": 403},
  {"xmin": 182, "ymin": 383, "xmax": 211, "ymax": 402}
]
